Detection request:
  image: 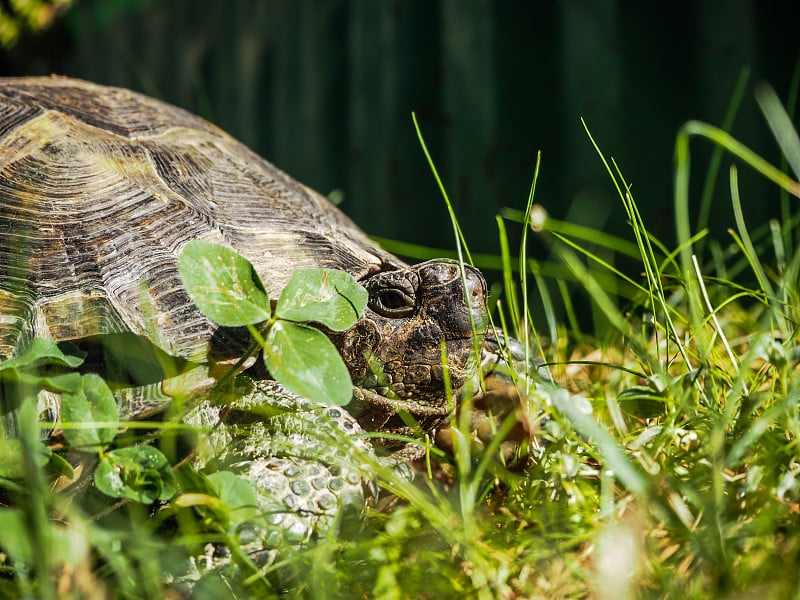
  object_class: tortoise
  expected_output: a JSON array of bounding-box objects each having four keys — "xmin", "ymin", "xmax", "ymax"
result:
[{"xmin": 0, "ymin": 76, "xmax": 489, "ymax": 550}]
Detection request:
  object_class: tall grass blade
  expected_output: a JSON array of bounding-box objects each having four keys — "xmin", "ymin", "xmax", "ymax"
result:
[
  {"xmin": 411, "ymin": 113, "xmax": 473, "ymax": 267},
  {"xmin": 755, "ymin": 82, "xmax": 800, "ymax": 181},
  {"xmin": 495, "ymin": 215, "xmax": 521, "ymax": 333},
  {"xmin": 779, "ymin": 57, "xmax": 800, "ymax": 250},
  {"xmin": 728, "ymin": 165, "xmax": 773, "ymax": 299},
  {"xmin": 691, "ymin": 254, "xmax": 748, "ymax": 395},
  {"xmin": 697, "ymin": 68, "xmax": 750, "ymax": 236},
  {"xmin": 519, "ymin": 153, "xmax": 542, "ymax": 363}
]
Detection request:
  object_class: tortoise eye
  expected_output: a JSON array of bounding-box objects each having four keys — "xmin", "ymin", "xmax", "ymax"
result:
[{"xmin": 369, "ymin": 288, "xmax": 416, "ymax": 318}]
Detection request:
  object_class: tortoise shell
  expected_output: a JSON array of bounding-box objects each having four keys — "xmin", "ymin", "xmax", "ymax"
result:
[
  {"xmin": 0, "ymin": 76, "xmax": 399, "ymax": 362},
  {"xmin": 0, "ymin": 76, "xmax": 487, "ymax": 429}
]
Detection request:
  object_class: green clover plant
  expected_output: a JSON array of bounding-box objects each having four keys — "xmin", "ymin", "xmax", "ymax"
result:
[{"xmin": 177, "ymin": 239, "xmax": 367, "ymax": 407}]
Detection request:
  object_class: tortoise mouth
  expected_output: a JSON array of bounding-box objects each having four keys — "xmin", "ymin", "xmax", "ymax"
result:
[
  {"xmin": 346, "ymin": 385, "xmax": 453, "ymax": 441},
  {"xmin": 350, "ymin": 384, "xmax": 454, "ymax": 416},
  {"xmin": 352, "ymin": 358, "xmax": 475, "ymax": 408}
]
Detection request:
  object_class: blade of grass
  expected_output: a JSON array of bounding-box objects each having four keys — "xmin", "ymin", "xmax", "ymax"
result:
[
  {"xmin": 532, "ymin": 269, "xmax": 559, "ymax": 366},
  {"xmin": 691, "ymin": 254, "xmax": 748, "ymax": 396},
  {"xmin": 496, "ymin": 215, "xmax": 521, "ymax": 333},
  {"xmin": 728, "ymin": 165, "xmax": 788, "ymax": 331},
  {"xmin": 696, "ymin": 68, "xmax": 750, "ymax": 237},
  {"xmin": 755, "ymin": 82, "xmax": 800, "ymax": 181},
  {"xmin": 675, "ymin": 119, "xmax": 800, "ymax": 290},
  {"xmin": 547, "ymin": 242, "xmax": 657, "ymax": 373},
  {"xmin": 519, "ymin": 153, "xmax": 542, "ymax": 383},
  {"xmin": 412, "ymin": 113, "xmax": 491, "ymax": 389},
  {"xmin": 411, "ymin": 113, "xmax": 473, "ymax": 267},
  {"xmin": 678, "ymin": 121, "xmax": 800, "ymax": 197},
  {"xmin": 582, "ymin": 121, "xmax": 698, "ymax": 381},
  {"xmin": 550, "ymin": 231, "xmax": 644, "ymax": 292},
  {"xmin": 675, "ymin": 119, "xmax": 800, "ymax": 306},
  {"xmin": 556, "ymin": 278, "xmax": 583, "ymax": 345},
  {"xmin": 779, "ymin": 57, "xmax": 800, "ymax": 251},
  {"xmin": 728, "ymin": 166, "xmax": 773, "ymax": 299}
]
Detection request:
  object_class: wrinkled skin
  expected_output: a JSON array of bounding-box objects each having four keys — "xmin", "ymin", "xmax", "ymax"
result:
[{"xmin": 339, "ymin": 260, "xmax": 487, "ymax": 443}]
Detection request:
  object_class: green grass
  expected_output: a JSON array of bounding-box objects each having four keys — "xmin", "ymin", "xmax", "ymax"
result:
[
  {"xmin": 373, "ymin": 83, "xmax": 800, "ymax": 599},
  {"xmin": 3, "ymin": 82, "xmax": 800, "ymax": 598}
]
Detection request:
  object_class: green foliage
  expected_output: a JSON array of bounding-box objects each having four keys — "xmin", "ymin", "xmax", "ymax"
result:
[
  {"xmin": 179, "ymin": 240, "xmax": 367, "ymax": 406},
  {"xmin": 94, "ymin": 446, "xmax": 176, "ymax": 504},
  {"xmin": 347, "ymin": 81, "xmax": 800, "ymax": 598},
  {"xmin": 275, "ymin": 267, "xmax": 368, "ymax": 330},
  {"xmin": 505, "ymin": 83, "xmax": 800, "ymax": 597},
  {"xmin": 0, "ymin": 343, "xmax": 177, "ymax": 510},
  {"xmin": 0, "ymin": 0, "xmax": 73, "ymax": 47},
  {"xmin": 60, "ymin": 373, "xmax": 118, "ymax": 450},
  {"xmin": 263, "ymin": 320, "xmax": 353, "ymax": 407},
  {"xmin": 205, "ymin": 470, "xmax": 260, "ymax": 524},
  {"xmin": 0, "ymin": 338, "xmax": 83, "ymax": 405},
  {"xmin": 0, "ymin": 244, "xmax": 369, "ymax": 536},
  {"xmin": 0, "ymin": 250, "xmax": 371, "ymax": 596},
  {"xmin": 178, "ymin": 240, "xmax": 271, "ymax": 327}
]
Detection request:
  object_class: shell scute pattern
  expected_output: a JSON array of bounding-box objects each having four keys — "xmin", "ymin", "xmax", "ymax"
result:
[
  {"xmin": 0, "ymin": 80, "xmax": 212, "ymax": 138},
  {"xmin": 0, "ymin": 76, "xmax": 396, "ymax": 368}
]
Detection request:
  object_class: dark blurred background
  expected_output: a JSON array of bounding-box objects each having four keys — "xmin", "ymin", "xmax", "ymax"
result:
[{"xmin": 2, "ymin": 0, "xmax": 799, "ymax": 267}]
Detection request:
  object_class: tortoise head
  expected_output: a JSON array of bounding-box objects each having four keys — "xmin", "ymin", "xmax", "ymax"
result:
[{"xmin": 337, "ymin": 259, "xmax": 488, "ymax": 439}]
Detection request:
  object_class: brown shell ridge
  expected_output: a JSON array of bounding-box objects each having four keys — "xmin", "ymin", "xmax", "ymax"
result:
[
  {"xmin": 0, "ymin": 76, "xmax": 403, "ymax": 367},
  {"xmin": 0, "ymin": 76, "xmax": 217, "ymax": 140},
  {"xmin": 0, "ymin": 110, "xmax": 214, "ymax": 361},
  {"xmin": 141, "ymin": 128, "xmax": 398, "ymax": 290}
]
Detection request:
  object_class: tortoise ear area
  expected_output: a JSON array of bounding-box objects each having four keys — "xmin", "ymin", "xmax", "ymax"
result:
[{"xmin": 338, "ymin": 319, "xmax": 382, "ymax": 379}]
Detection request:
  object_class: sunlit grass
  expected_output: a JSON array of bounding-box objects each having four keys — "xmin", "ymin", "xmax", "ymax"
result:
[
  {"xmin": 357, "ymin": 81, "xmax": 800, "ymax": 599},
  {"xmin": 3, "ymin": 80, "xmax": 800, "ymax": 598}
]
